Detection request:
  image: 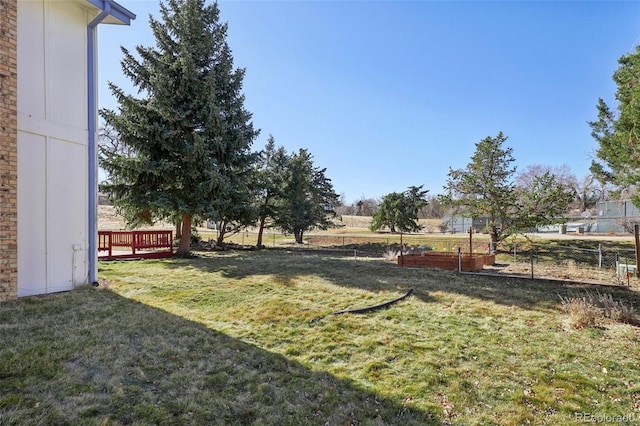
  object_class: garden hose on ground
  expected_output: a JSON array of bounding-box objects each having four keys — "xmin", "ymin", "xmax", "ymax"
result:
[{"xmin": 310, "ymin": 288, "xmax": 414, "ymax": 324}]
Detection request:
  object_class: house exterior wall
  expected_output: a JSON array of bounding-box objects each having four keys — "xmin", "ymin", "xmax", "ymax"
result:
[
  {"xmin": 0, "ymin": 0, "xmax": 18, "ymax": 302},
  {"xmin": 16, "ymin": 0, "xmax": 90, "ymax": 296}
]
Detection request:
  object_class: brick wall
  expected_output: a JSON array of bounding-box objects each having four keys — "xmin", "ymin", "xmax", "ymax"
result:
[{"xmin": 0, "ymin": 0, "xmax": 18, "ymax": 301}]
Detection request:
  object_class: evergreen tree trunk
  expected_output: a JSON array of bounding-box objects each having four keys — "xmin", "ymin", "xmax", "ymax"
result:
[
  {"xmin": 256, "ymin": 216, "xmax": 266, "ymax": 249},
  {"xmin": 175, "ymin": 218, "xmax": 182, "ymax": 240},
  {"xmin": 178, "ymin": 214, "xmax": 192, "ymax": 255},
  {"xmin": 216, "ymin": 220, "xmax": 227, "ymax": 246},
  {"xmin": 294, "ymin": 229, "xmax": 304, "ymax": 244}
]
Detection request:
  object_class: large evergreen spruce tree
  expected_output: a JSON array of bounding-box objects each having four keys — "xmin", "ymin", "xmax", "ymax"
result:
[
  {"xmin": 590, "ymin": 46, "xmax": 640, "ymax": 205},
  {"xmin": 100, "ymin": 0, "xmax": 258, "ymax": 254}
]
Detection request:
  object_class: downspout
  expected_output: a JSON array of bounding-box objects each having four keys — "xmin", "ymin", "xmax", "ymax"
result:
[{"xmin": 87, "ymin": 2, "xmax": 111, "ymax": 285}]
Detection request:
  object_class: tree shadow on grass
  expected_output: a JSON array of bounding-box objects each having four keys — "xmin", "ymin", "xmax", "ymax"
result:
[
  {"xmin": 160, "ymin": 249, "xmax": 640, "ymax": 314},
  {"xmin": 160, "ymin": 249, "xmax": 438, "ymax": 306},
  {"xmin": 0, "ymin": 288, "xmax": 438, "ymax": 425}
]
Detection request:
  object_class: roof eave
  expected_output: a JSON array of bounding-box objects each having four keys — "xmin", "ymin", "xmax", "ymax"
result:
[{"xmin": 85, "ymin": 0, "xmax": 136, "ymax": 25}]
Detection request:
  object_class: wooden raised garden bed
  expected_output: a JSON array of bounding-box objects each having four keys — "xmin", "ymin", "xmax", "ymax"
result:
[
  {"xmin": 397, "ymin": 252, "xmax": 485, "ymax": 272},
  {"xmin": 483, "ymin": 253, "xmax": 496, "ymax": 266}
]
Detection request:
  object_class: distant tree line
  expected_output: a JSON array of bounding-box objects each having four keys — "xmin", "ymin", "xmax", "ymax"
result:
[
  {"xmin": 335, "ymin": 195, "xmax": 445, "ymax": 219},
  {"xmin": 337, "ymin": 156, "xmax": 607, "ymax": 244}
]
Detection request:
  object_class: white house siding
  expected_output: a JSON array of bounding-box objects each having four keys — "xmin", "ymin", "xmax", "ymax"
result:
[{"xmin": 17, "ymin": 0, "xmax": 90, "ymax": 296}]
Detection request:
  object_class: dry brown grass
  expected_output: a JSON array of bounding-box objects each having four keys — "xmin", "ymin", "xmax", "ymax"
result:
[
  {"xmin": 559, "ymin": 295, "xmax": 601, "ymax": 329},
  {"xmin": 98, "ymin": 205, "xmax": 173, "ymax": 231},
  {"xmin": 559, "ymin": 290, "xmax": 638, "ymax": 329},
  {"xmin": 382, "ymin": 248, "xmax": 400, "ymax": 262},
  {"xmin": 484, "ymin": 259, "xmax": 631, "ymax": 286},
  {"xmin": 597, "ymin": 292, "xmax": 637, "ymax": 323},
  {"xmin": 332, "ymin": 216, "xmax": 444, "ymax": 233}
]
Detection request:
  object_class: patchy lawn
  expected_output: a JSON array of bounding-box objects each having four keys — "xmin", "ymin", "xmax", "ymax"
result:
[{"xmin": 2, "ymin": 250, "xmax": 640, "ymax": 425}]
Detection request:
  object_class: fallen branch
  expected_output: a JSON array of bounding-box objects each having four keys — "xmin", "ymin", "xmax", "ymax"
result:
[{"xmin": 310, "ymin": 288, "xmax": 414, "ymax": 324}]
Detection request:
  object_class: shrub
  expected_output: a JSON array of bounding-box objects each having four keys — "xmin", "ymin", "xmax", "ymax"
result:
[
  {"xmin": 383, "ymin": 249, "xmax": 399, "ymax": 262},
  {"xmin": 559, "ymin": 295, "xmax": 601, "ymax": 329},
  {"xmin": 559, "ymin": 291, "xmax": 637, "ymax": 328},
  {"xmin": 190, "ymin": 230, "xmax": 202, "ymax": 245},
  {"xmin": 597, "ymin": 292, "xmax": 637, "ymax": 324}
]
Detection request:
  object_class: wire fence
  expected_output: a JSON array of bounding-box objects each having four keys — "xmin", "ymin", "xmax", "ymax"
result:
[
  {"xmin": 298, "ymin": 235, "xmax": 493, "ymax": 256},
  {"xmin": 202, "ymin": 229, "xmax": 638, "ymax": 285},
  {"xmin": 268, "ymin": 234, "xmax": 638, "ymax": 286},
  {"xmin": 498, "ymin": 241, "xmax": 637, "ymax": 286}
]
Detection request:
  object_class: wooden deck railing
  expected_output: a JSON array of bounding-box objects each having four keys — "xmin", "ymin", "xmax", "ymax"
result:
[{"xmin": 98, "ymin": 230, "xmax": 173, "ymax": 259}]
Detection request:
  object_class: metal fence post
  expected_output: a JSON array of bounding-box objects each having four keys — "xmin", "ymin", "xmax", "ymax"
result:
[
  {"xmin": 530, "ymin": 250, "xmax": 534, "ymax": 279},
  {"xmin": 598, "ymin": 243, "xmax": 602, "ymax": 269}
]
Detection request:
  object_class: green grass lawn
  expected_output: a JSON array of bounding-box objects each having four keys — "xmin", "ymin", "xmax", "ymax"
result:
[{"xmin": 2, "ymin": 250, "xmax": 640, "ymax": 425}]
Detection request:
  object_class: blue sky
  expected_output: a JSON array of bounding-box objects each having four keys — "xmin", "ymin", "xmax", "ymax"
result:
[{"xmin": 98, "ymin": 0, "xmax": 640, "ymax": 204}]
